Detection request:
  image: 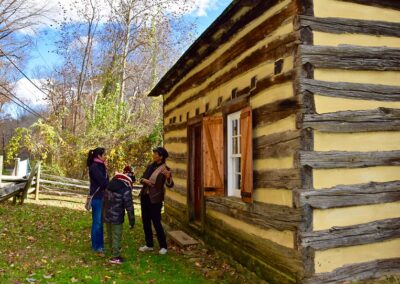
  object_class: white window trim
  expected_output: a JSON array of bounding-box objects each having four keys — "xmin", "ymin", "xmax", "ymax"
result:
[{"xmin": 227, "ymin": 111, "xmax": 241, "ymax": 198}]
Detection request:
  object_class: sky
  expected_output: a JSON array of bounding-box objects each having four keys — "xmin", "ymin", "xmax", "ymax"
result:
[
  {"xmin": 6, "ymin": 0, "xmax": 232, "ymax": 114},
  {"xmin": 6, "ymin": 0, "xmax": 232, "ymax": 117}
]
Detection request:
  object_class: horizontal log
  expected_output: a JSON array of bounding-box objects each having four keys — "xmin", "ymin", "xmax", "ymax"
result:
[
  {"xmin": 299, "ymin": 150, "xmax": 400, "ymax": 168},
  {"xmin": 164, "ymin": 136, "xmax": 187, "ymax": 144},
  {"xmin": 150, "ymin": 0, "xmax": 283, "ymax": 97},
  {"xmin": 308, "ymin": 258, "xmax": 400, "ymax": 284},
  {"xmin": 303, "ymin": 108, "xmax": 400, "ymax": 132},
  {"xmin": 340, "ymin": 0, "xmax": 400, "ymax": 10},
  {"xmin": 206, "ymin": 196, "xmax": 301, "ymax": 231},
  {"xmin": 1, "ymin": 176, "xmax": 27, "ymax": 182},
  {"xmin": 172, "ymin": 168, "xmax": 187, "ymax": 180},
  {"xmin": 253, "ymin": 97, "xmax": 300, "ymax": 128},
  {"xmin": 164, "ymin": 196, "xmax": 187, "ymax": 223},
  {"xmin": 300, "ymin": 45, "xmax": 400, "ymax": 71},
  {"xmin": 0, "ymin": 183, "xmax": 25, "ymax": 201},
  {"xmin": 297, "ymin": 180, "xmax": 400, "ymax": 208},
  {"xmin": 166, "ymin": 184, "xmax": 186, "ymax": 196},
  {"xmin": 254, "ymin": 130, "xmax": 301, "ymax": 159},
  {"xmin": 299, "ymin": 16, "xmax": 400, "ymax": 37},
  {"xmin": 164, "ymin": 32, "xmax": 299, "ymax": 117},
  {"xmin": 164, "ymin": 122, "xmax": 187, "ymax": 133},
  {"xmin": 164, "ymin": 1, "xmax": 297, "ymax": 105},
  {"xmin": 205, "ymin": 213, "xmax": 303, "ymax": 282},
  {"xmin": 254, "ymin": 169, "xmax": 301, "ymax": 190},
  {"xmin": 168, "ymin": 152, "xmax": 188, "ymax": 163},
  {"xmin": 301, "ymin": 218, "xmax": 400, "ymax": 250},
  {"xmin": 39, "ymin": 179, "xmax": 89, "ymax": 189},
  {"xmin": 300, "ymin": 78, "xmax": 400, "ymax": 101},
  {"xmin": 40, "ymin": 173, "xmax": 90, "ymax": 185}
]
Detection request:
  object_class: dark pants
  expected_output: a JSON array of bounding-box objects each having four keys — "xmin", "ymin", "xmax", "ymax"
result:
[
  {"xmin": 140, "ymin": 194, "xmax": 167, "ymax": 249},
  {"xmin": 106, "ymin": 223, "xmax": 123, "ymax": 258}
]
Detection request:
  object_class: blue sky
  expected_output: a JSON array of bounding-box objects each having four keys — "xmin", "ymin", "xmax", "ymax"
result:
[{"xmin": 4, "ymin": 0, "xmax": 232, "ymax": 117}]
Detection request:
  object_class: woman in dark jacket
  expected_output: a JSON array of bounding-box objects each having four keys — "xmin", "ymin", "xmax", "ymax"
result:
[
  {"xmin": 87, "ymin": 147, "xmax": 109, "ymax": 253},
  {"xmin": 139, "ymin": 147, "xmax": 174, "ymax": 255},
  {"xmin": 104, "ymin": 166, "xmax": 135, "ymax": 264}
]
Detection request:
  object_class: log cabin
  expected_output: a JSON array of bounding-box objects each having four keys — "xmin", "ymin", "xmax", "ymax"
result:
[{"xmin": 148, "ymin": 0, "xmax": 400, "ymax": 282}]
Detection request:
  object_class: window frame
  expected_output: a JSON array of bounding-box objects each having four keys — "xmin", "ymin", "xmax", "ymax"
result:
[{"xmin": 227, "ymin": 111, "xmax": 242, "ymax": 198}]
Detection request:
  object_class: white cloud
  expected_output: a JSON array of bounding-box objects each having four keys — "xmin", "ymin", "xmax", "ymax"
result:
[{"xmin": 14, "ymin": 78, "xmax": 48, "ymax": 107}]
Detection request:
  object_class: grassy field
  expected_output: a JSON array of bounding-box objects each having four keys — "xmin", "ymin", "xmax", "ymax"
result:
[{"xmin": 0, "ymin": 194, "xmax": 258, "ymax": 284}]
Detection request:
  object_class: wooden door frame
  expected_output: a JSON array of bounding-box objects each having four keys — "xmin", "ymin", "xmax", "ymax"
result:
[{"xmin": 187, "ymin": 115, "xmax": 205, "ymax": 231}]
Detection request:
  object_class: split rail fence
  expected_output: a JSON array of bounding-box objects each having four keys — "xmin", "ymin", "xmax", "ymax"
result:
[{"xmin": 0, "ymin": 156, "xmax": 141, "ymax": 204}]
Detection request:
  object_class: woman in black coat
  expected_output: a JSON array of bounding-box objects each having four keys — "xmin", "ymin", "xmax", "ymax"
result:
[
  {"xmin": 87, "ymin": 147, "xmax": 109, "ymax": 253},
  {"xmin": 138, "ymin": 147, "xmax": 174, "ymax": 255}
]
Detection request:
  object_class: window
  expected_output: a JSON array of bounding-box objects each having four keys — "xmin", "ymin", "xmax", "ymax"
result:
[{"xmin": 227, "ymin": 111, "xmax": 242, "ymax": 197}]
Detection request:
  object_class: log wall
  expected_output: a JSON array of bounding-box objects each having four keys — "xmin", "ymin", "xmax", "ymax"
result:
[
  {"xmin": 296, "ymin": 0, "xmax": 400, "ymax": 282},
  {"xmin": 162, "ymin": 0, "xmax": 306, "ymax": 282}
]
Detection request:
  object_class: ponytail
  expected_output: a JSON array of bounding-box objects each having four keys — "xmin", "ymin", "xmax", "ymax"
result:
[{"xmin": 87, "ymin": 147, "xmax": 105, "ymax": 167}]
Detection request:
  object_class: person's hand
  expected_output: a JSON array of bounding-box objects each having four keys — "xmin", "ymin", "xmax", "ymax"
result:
[
  {"xmin": 141, "ymin": 178, "xmax": 154, "ymax": 186},
  {"xmin": 162, "ymin": 169, "xmax": 172, "ymax": 179}
]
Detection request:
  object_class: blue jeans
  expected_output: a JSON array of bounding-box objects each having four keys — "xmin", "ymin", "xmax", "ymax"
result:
[{"xmin": 91, "ymin": 198, "xmax": 104, "ymax": 251}]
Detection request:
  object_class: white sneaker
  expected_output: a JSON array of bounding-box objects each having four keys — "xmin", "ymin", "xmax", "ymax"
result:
[
  {"xmin": 159, "ymin": 248, "xmax": 167, "ymax": 255},
  {"xmin": 139, "ymin": 245, "xmax": 154, "ymax": 252}
]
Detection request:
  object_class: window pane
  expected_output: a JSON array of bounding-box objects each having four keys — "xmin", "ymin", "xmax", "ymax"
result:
[
  {"xmin": 232, "ymin": 119, "xmax": 238, "ymax": 136},
  {"xmin": 237, "ymin": 173, "xmax": 241, "ymax": 190},
  {"xmin": 232, "ymin": 137, "xmax": 238, "ymax": 154}
]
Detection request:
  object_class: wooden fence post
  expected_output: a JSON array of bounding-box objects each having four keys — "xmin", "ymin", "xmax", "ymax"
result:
[
  {"xmin": 14, "ymin": 158, "xmax": 20, "ymax": 176},
  {"xmin": 35, "ymin": 161, "xmax": 41, "ymax": 201},
  {"xmin": 0, "ymin": 155, "xmax": 3, "ymax": 186}
]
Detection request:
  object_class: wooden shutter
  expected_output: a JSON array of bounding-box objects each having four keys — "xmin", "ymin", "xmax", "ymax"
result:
[
  {"xmin": 202, "ymin": 116, "xmax": 224, "ymax": 196},
  {"xmin": 240, "ymin": 106, "xmax": 253, "ymax": 203}
]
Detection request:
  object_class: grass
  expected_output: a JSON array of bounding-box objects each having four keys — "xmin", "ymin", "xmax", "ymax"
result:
[{"xmin": 0, "ymin": 194, "xmax": 253, "ymax": 284}]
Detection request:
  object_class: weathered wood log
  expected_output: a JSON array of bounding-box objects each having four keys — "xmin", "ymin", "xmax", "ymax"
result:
[
  {"xmin": 151, "ymin": 0, "xmax": 284, "ymax": 98},
  {"xmin": 299, "ymin": 150, "xmax": 400, "ymax": 168},
  {"xmin": 299, "ymin": 16, "xmax": 400, "ymax": 37},
  {"xmin": 254, "ymin": 130, "xmax": 301, "ymax": 159},
  {"xmin": 300, "ymin": 45, "xmax": 400, "ymax": 71},
  {"xmin": 1, "ymin": 176, "xmax": 27, "ymax": 182},
  {"xmin": 303, "ymin": 108, "xmax": 400, "ymax": 132},
  {"xmin": 39, "ymin": 179, "xmax": 89, "ymax": 190},
  {"xmin": 0, "ymin": 183, "xmax": 25, "ymax": 202},
  {"xmin": 164, "ymin": 136, "xmax": 187, "ymax": 144},
  {"xmin": 206, "ymin": 196, "xmax": 301, "ymax": 231},
  {"xmin": 21, "ymin": 163, "xmax": 39, "ymax": 204},
  {"xmin": 40, "ymin": 173, "xmax": 90, "ymax": 185},
  {"xmin": 297, "ymin": 180, "xmax": 400, "ymax": 208},
  {"xmin": 205, "ymin": 213, "xmax": 303, "ymax": 282},
  {"xmin": 172, "ymin": 168, "xmax": 187, "ymax": 180},
  {"xmin": 300, "ymin": 78, "xmax": 400, "ymax": 101},
  {"xmin": 166, "ymin": 184, "xmax": 186, "ymax": 196},
  {"xmin": 308, "ymin": 258, "xmax": 400, "ymax": 284},
  {"xmin": 168, "ymin": 152, "xmax": 188, "ymax": 163},
  {"xmin": 254, "ymin": 169, "xmax": 301, "ymax": 189},
  {"xmin": 164, "ymin": 2, "xmax": 297, "ymax": 106},
  {"xmin": 253, "ymin": 97, "xmax": 300, "ymax": 128},
  {"xmin": 164, "ymin": 122, "xmax": 187, "ymax": 133},
  {"xmin": 340, "ymin": 0, "xmax": 400, "ymax": 10},
  {"xmin": 164, "ymin": 32, "xmax": 298, "ymax": 117},
  {"xmin": 301, "ymin": 218, "xmax": 400, "ymax": 250}
]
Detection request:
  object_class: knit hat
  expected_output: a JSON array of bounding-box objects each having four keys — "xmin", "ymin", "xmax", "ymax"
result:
[{"xmin": 123, "ymin": 165, "xmax": 133, "ymax": 174}]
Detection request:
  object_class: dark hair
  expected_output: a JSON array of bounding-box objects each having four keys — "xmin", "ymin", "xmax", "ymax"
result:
[
  {"xmin": 87, "ymin": 147, "xmax": 105, "ymax": 167},
  {"xmin": 153, "ymin": 147, "xmax": 168, "ymax": 164}
]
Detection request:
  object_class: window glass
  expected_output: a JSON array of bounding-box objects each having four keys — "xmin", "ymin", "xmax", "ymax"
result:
[{"xmin": 227, "ymin": 111, "xmax": 242, "ymax": 197}]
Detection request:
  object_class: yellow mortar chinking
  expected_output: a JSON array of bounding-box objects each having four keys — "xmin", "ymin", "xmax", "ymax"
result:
[
  {"xmin": 313, "ymin": 202, "xmax": 400, "ymax": 231},
  {"xmin": 207, "ymin": 209, "xmax": 294, "ymax": 249},
  {"xmin": 314, "ymin": 0, "xmax": 400, "ymax": 23}
]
